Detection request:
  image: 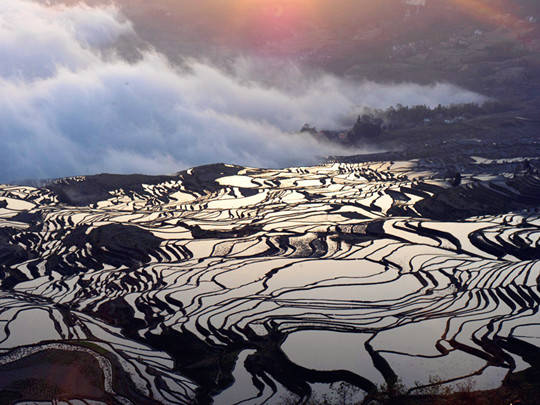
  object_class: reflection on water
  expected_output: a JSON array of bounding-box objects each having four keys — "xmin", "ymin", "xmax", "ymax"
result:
[{"xmin": 0, "ymin": 161, "xmax": 539, "ymax": 404}]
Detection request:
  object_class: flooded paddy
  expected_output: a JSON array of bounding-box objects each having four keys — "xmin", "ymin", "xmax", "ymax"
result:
[{"xmin": 0, "ymin": 160, "xmax": 538, "ymax": 404}]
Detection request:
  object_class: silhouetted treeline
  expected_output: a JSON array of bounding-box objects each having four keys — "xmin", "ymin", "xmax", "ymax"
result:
[
  {"xmin": 367, "ymin": 101, "xmax": 511, "ymax": 129},
  {"xmin": 303, "ymin": 101, "xmax": 511, "ymax": 145}
]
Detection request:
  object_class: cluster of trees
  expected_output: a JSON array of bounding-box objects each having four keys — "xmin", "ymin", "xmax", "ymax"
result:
[
  {"xmin": 302, "ymin": 101, "xmax": 510, "ymax": 145},
  {"xmin": 372, "ymin": 101, "xmax": 510, "ymax": 128}
]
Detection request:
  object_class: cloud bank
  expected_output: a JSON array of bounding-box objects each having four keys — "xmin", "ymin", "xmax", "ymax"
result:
[{"xmin": 0, "ymin": 0, "xmax": 487, "ymax": 182}]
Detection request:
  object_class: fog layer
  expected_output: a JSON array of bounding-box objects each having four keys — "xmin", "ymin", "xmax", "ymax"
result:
[{"xmin": 0, "ymin": 1, "xmax": 487, "ymax": 182}]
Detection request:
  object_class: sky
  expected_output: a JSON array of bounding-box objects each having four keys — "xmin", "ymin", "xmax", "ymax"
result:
[{"xmin": 0, "ymin": 0, "xmax": 489, "ymax": 182}]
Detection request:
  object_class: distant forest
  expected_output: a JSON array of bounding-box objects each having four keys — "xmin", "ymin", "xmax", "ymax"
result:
[{"xmin": 371, "ymin": 101, "xmax": 511, "ymax": 128}]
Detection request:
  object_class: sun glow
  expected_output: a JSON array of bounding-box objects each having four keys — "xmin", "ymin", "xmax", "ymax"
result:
[
  {"xmin": 230, "ymin": 0, "xmax": 319, "ymax": 30},
  {"xmin": 225, "ymin": 0, "xmax": 322, "ymax": 53}
]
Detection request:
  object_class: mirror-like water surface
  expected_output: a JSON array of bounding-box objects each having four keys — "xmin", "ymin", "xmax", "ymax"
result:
[{"xmin": 0, "ymin": 160, "xmax": 539, "ymax": 404}]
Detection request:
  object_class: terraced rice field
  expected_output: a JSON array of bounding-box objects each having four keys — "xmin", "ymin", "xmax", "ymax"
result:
[{"xmin": 0, "ymin": 160, "xmax": 539, "ymax": 404}]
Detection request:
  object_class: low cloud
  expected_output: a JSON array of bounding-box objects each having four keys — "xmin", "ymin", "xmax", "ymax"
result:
[{"xmin": 0, "ymin": 1, "xmax": 487, "ymax": 182}]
